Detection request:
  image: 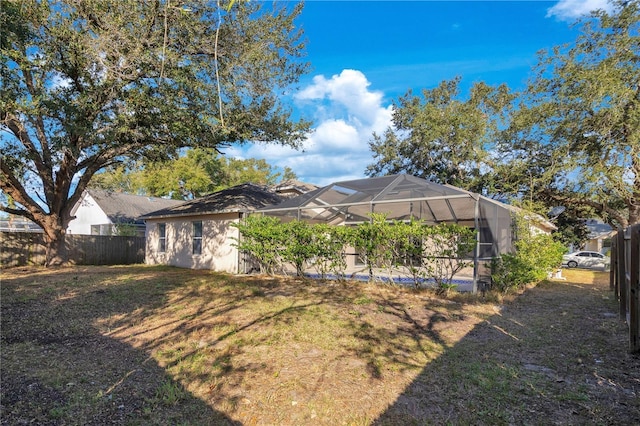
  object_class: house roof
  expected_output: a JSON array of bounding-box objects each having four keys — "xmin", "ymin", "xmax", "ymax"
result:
[
  {"xmin": 78, "ymin": 189, "xmax": 183, "ymax": 224},
  {"xmin": 140, "ymin": 183, "xmax": 284, "ymax": 220},
  {"xmin": 585, "ymin": 219, "xmax": 615, "ymax": 239}
]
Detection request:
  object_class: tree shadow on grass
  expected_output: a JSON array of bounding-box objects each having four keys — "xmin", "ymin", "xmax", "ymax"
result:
[
  {"xmin": 0, "ymin": 266, "xmax": 241, "ymax": 425},
  {"xmin": 372, "ymin": 279, "xmax": 640, "ymax": 425}
]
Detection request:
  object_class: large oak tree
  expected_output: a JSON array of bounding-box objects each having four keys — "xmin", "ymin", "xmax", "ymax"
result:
[
  {"xmin": 498, "ymin": 0, "xmax": 639, "ymax": 228},
  {"xmin": 366, "ymin": 0, "xmax": 639, "ymax": 229},
  {"xmin": 0, "ymin": 0, "xmax": 310, "ymax": 265}
]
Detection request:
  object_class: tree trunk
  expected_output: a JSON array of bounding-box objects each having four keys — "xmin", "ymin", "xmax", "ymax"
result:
[{"xmin": 43, "ymin": 223, "xmax": 68, "ymax": 267}]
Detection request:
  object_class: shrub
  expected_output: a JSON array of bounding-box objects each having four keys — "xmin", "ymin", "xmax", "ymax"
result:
[
  {"xmin": 281, "ymin": 220, "xmax": 316, "ymax": 277},
  {"xmin": 423, "ymin": 223, "xmax": 477, "ymax": 294},
  {"xmin": 311, "ymin": 224, "xmax": 350, "ymax": 280},
  {"xmin": 491, "ymin": 216, "xmax": 566, "ymax": 292},
  {"xmin": 232, "ymin": 215, "xmax": 286, "ymax": 275}
]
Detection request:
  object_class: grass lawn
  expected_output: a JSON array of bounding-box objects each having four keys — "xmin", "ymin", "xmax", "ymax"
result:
[{"xmin": 1, "ymin": 266, "xmax": 638, "ymax": 425}]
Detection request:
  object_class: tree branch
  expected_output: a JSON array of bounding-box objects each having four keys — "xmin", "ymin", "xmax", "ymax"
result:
[
  {"xmin": 1, "ymin": 111, "xmax": 54, "ymax": 197},
  {"xmin": 0, "ymin": 159, "xmax": 47, "ymax": 221}
]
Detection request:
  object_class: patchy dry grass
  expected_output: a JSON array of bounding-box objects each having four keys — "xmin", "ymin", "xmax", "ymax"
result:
[{"xmin": 1, "ymin": 266, "xmax": 638, "ymax": 425}]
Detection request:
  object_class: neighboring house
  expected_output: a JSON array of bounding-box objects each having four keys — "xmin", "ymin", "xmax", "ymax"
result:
[
  {"xmin": 68, "ymin": 189, "xmax": 183, "ymax": 237},
  {"xmin": 273, "ymin": 179, "xmax": 319, "ymax": 199},
  {"xmin": 141, "ymin": 183, "xmax": 285, "ymax": 272},
  {"xmin": 582, "ymin": 219, "xmax": 615, "ymax": 254}
]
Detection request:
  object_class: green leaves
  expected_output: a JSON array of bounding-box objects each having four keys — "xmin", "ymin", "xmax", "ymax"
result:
[
  {"xmin": 490, "ymin": 214, "xmax": 567, "ymax": 292},
  {"xmin": 232, "ymin": 215, "xmax": 285, "ymax": 276},
  {"xmin": 89, "ymin": 149, "xmax": 294, "ymax": 199},
  {"xmin": 366, "ymin": 2, "xmax": 639, "ymax": 228},
  {"xmin": 233, "ymin": 215, "xmax": 477, "ymax": 291},
  {"xmin": 367, "ymin": 77, "xmax": 513, "ymax": 194}
]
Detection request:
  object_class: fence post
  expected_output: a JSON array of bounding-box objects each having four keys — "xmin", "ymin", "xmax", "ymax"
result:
[
  {"xmin": 617, "ymin": 230, "xmax": 627, "ymax": 321},
  {"xmin": 610, "ymin": 234, "xmax": 616, "ymax": 291},
  {"xmin": 629, "ymin": 225, "xmax": 639, "ymax": 353}
]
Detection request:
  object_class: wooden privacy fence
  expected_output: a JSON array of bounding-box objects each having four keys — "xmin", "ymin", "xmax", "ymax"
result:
[
  {"xmin": 610, "ymin": 224, "xmax": 640, "ymax": 353},
  {"xmin": 0, "ymin": 232, "xmax": 145, "ymax": 267}
]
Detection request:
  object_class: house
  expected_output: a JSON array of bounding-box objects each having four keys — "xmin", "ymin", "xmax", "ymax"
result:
[
  {"xmin": 140, "ymin": 183, "xmax": 285, "ymax": 272},
  {"xmin": 140, "ymin": 175, "xmax": 556, "ymax": 292},
  {"xmin": 67, "ymin": 189, "xmax": 183, "ymax": 237},
  {"xmin": 583, "ymin": 219, "xmax": 615, "ymax": 254}
]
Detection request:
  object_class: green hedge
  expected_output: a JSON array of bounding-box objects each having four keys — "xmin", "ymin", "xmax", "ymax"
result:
[{"xmin": 233, "ymin": 214, "xmax": 476, "ymax": 293}]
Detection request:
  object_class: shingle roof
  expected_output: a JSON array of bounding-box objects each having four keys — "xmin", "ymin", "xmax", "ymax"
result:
[
  {"xmin": 139, "ymin": 183, "xmax": 284, "ymax": 219},
  {"xmin": 85, "ymin": 189, "xmax": 183, "ymax": 224}
]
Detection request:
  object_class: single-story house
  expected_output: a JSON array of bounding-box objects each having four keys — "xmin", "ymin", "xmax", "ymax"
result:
[
  {"xmin": 68, "ymin": 189, "xmax": 183, "ymax": 237},
  {"xmin": 140, "ymin": 183, "xmax": 285, "ymax": 272},
  {"xmin": 141, "ymin": 174, "xmax": 556, "ymax": 292}
]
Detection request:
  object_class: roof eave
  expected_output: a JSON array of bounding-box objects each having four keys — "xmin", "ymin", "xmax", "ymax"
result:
[{"xmin": 140, "ymin": 208, "xmax": 250, "ymax": 221}]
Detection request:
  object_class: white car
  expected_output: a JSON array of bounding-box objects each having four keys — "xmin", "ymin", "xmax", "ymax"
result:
[{"xmin": 562, "ymin": 251, "xmax": 609, "ymax": 269}]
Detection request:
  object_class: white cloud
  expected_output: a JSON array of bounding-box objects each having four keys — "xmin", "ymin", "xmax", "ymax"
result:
[
  {"xmin": 546, "ymin": 0, "xmax": 613, "ymax": 21},
  {"xmin": 231, "ymin": 69, "xmax": 393, "ymax": 186}
]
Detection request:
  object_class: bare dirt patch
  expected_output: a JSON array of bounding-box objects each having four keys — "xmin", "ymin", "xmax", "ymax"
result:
[{"xmin": 1, "ymin": 266, "xmax": 638, "ymax": 425}]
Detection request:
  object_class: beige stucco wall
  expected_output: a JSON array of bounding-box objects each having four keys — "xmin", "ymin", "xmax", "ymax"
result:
[{"xmin": 145, "ymin": 213, "xmax": 241, "ymax": 272}]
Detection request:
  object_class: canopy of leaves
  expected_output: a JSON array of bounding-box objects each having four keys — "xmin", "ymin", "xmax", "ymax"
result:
[
  {"xmin": 497, "ymin": 0, "xmax": 640, "ymax": 227},
  {"xmin": 89, "ymin": 149, "xmax": 296, "ymax": 199},
  {"xmin": 367, "ymin": 77, "xmax": 512, "ymax": 193}
]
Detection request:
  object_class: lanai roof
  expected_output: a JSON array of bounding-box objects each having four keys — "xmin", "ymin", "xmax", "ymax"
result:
[{"xmin": 258, "ymin": 174, "xmax": 484, "ymax": 224}]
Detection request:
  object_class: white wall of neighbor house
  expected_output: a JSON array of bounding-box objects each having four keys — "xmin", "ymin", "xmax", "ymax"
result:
[
  {"xmin": 67, "ymin": 193, "xmax": 111, "ymax": 235},
  {"xmin": 145, "ymin": 212, "xmax": 241, "ymax": 272}
]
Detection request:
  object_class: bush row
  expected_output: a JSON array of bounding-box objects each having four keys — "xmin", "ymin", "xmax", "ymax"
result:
[{"xmin": 233, "ymin": 214, "xmax": 477, "ymax": 293}]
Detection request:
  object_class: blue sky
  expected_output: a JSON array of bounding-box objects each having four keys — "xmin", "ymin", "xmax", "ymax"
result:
[{"xmin": 227, "ymin": 0, "xmax": 613, "ymax": 186}]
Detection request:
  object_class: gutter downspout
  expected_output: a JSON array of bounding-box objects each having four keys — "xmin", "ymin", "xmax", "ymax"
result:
[
  {"xmin": 472, "ymin": 195, "xmax": 480, "ymax": 294},
  {"xmin": 238, "ymin": 212, "xmax": 245, "ymax": 274}
]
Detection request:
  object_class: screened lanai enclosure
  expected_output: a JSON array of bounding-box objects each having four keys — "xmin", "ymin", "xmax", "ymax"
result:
[{"xmin": 256, "ymin": 174, "xmax": 551, "ymax": 292}]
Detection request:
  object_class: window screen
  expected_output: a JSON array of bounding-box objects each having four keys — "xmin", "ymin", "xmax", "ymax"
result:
[
  {"xmin": 193, "ymin": 221, "xmax": 203, "ymax": 255},
  {"xmin": 158, "ymin": 223, "xmax": 166, "ymax": 253}
]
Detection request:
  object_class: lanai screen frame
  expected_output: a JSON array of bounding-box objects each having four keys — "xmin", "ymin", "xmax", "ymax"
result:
[{"xmin": 258, "ymin": 174, "xmax": 514, "ymax": 291}]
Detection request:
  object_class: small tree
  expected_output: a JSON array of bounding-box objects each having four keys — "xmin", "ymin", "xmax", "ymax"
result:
[
  {"xmin": 423, "ymin": 223, "xmax": 476, "ymax": 294},
  {"xmin": 232, "ymin": 215, "xmax": 286, "ymax": 275},
  {"xmin": 391, "ymin": 219, "xmax": 428, "ymax": 287},
  {"xmin": 281, "ymin": 220, "xmax": 315, "ymax": 277},
  {"xmin": 310, "ymin": 224, "xmax": 350, "ymax": 280},
  {"xmin": 348, "ymin": 213, "xmax": 394, "ymax": 282}
]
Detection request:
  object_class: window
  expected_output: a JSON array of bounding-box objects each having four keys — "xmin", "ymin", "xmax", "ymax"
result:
[
  {"xmin": 192, "ymin": 221, "xmax": 202, "ymax": 255},
  {"xmin": 158, "ymin": 223, "xmax": 166, "ymax": 253}
]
